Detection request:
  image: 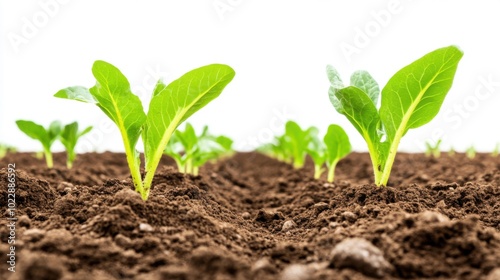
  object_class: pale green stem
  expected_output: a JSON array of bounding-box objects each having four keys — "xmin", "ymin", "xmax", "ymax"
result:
[
  {"xmin": 327, "ymin": 160, "xmax": 338, "ymax": 183},
  {"xmin": 44, "ymin": 148, "xmax": 53, "ymax": 168},
  {"xmin": 313, "ymin": 165, "xmax": 323, "ymax": 180},
  {"xmin": 126, "ymin": 151, "xmax": 145, "ymax": 200}
]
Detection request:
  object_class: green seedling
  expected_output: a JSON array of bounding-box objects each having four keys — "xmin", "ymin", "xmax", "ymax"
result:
[
  {"xmin": 16, "ymin": 120, "xmax": 62, "ymax": 168},
  {"xmin": 327, "ymin": 46, "xmax": 463, "ymax": 186},
  {"xmin": 257, "ymin": 142, "xmax": 290, "ymax": 163},
  {"xmin": 0, "ymin": 144, "xmax": 17, "ymax": 159},
  {"xmin": 55, "ymin": 61, "xmax": 234, "ymax": 200},
  {"xmin": 425, "ymin": 139, "xmax": 442, "ymax": 158},
  {"xmin": 60, "ymin": 122, "xmax": 93, "ymax": 168},
  {"xmin": 165, "ymin": 124, "xmax": 233, "ymax": 175},
  {"xmin": 492, "ymin": 143, "xmax": 499, "ymax": 157},
  {"xmin": 284, "ymin": 121, "xmax": 318, "ymax": 169},
  {"xmin": 306, "ymin": 134, "xmax": 326, "ymax": 179},
  {"xmin": 323, "ymin": 124, "xmax": 351, "ymax": 183},
  {"xmin": 448, "ymin": 147, "xmax": 456, "ymax": 157},
  {"xmin": 34, "ymin": 151, "xmax": 44, "ymax": 160},
  {"xmin": 466, "ymin": 146, "xmax": 476, "ymax": 159}
]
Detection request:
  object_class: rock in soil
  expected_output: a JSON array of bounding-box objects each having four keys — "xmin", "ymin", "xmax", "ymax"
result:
[{"xmin": 330, "ymin": 238, "xmax": 393, "ymax": 278}]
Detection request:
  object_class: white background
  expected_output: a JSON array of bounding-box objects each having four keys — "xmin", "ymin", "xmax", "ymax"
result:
[{"xmin": 1, "ymin": 0, "xmax": 500, "ymax": 153}]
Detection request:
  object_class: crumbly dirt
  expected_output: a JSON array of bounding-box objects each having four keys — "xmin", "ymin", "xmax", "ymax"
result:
[{"xmin": 1, "ymin": 151, "xmax": 499, "ymax": 280}]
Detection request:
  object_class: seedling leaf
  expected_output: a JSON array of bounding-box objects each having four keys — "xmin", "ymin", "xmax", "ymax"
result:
[
  {"xmin": 143, "ymin": 64, "xmax": 235, "ymax": 194},
  {"xmin": 60, "ymin": 122, "xmax": 93, "ymax": 168},
  {"xmin": 323, "ymin": 124, "xmax": 351, "ymax": 182},
  {"xmin": 16, "ymin": 120, "xmax": 62, "ymax": 168}
]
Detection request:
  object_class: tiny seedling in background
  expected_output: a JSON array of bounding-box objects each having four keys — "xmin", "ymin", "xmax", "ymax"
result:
[
  {"xmin": 60, "ymin": 122, "xmax": 93, "ymax": 168},
  {"xmin": 284, "ymin": 121, "xmax": 318, "ymax": 169},
  {"xmin": 16, "ymin": 120, "xmax": 62, "ymax": 168},
  {"xmin": 34, "ymin": 151, "xmax": 44, "ymax": 160},
  {"xmin": 466, "ymin": 146, "xmax": 476, "ymax": 159},
  {"xmin": 55, "ymin": 61, "xmax": 234, "ymax": 200},
  {"xmin": 327, "ymin": 46, "xmax": 463, "ymax": 186},
  {"xmin": 492, "ymin": 143, "xmax": 499, "ymax": 157},
  {"xmin": 306, "ymin": 134, "xmax": 326, "ymax": 179},
  {"xmin": 425, "ymin": 139, "xmax": 442, "ymax": 158},
  {"xmin": 448, "ymin": 147, "xmax": 456, "ymax": 157},
  {"xmin": 164, "ymin": 124, "xmax": 233, "ymax": 175},
  {"xmin": 0, "ymin": 144, "xmax": 17, "ymax": 159},
  {"xmin": 323, "ymin": 124, "xmax": 351, "ymax": 183}
]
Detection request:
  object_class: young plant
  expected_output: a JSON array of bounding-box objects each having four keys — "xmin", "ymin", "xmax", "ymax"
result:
[
  {"xmin": 0, "ymin": 144, "xmax": 17, "ymax": 159},
  {"xmin": 16, "ymin": 120, "xmax": 62, "ymax": 168},
  {"xmin": 34, "ymin": 151, "xmax": 44, "ymax": 160},
  {"xmin": 306, "ymin": 134, "xmax": 326, "ymax": 179},
  {"xmin": 425, "ymin": 139, "xmax": 442, "ymax": 158},
  {"xmin": 55, "ymin": 61, "xmax": 235, "ymax": 200},
  {"xmin": 323, "ymin": 124, "xmax": 351, "ymax": 183},
  {"xmin": 466, "ymin": 146, "xmax": 476, "ymax": 159},
  {"xmin": 164, "ymin": 124, "xmax": 234, "ymax": 175},
  {"xmin": 448, "ymin": 147, "xmax": 456, "ymax": 157},
  {"xmin": 59, "ymin": 122, "xmax": 93, "ymax": 168},
  {"xmin": 284, "ymin": 121, "xmax": 318, "ymax": 169},
  {"xmin": 327, "ymin": 46, "xmax": 463, "ymax": 186}
]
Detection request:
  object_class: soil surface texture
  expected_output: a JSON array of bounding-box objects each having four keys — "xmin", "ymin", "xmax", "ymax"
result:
[{"xmin": 1, "ymin": 151, "xmax": 500, "ymax": 280}]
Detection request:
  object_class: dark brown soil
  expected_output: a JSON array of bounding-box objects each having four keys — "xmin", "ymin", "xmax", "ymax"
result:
[{"xmin": 1, "ymin": 151, "xmax": 499, "ymax": 280}]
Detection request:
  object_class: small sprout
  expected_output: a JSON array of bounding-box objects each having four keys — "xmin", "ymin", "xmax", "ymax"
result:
[
  {"xmin": 284, "ymin": 121, "xmax": 318, "ymax": 169},
  {"xmin": 327, "ymin": 46, "xmax": 463, "ymax": 186},
  {"xmin": 0, "ymin": 144, "xmax": 17, "ymax": 159},
  {"xmin": 306, "ymin": 134, "xmax": 326, "ymax": 179},
  {"xmin": 448, "ymin": 147, "xmax": 456, "ymax": 157},
  {"xmin": 466, "ymin": 146, "xmax": 476, "ymax": 159},
  {"xmin": 56, "ymin": 61, "xmax": 235, "ymax": 200},
  {"xmin": 258, "ymin": 121, "xmax": 318, "ymax": 168},
  {"xmin": 16, "ymin": 120, "xmax": 62, "ymax": 168},
  {"xmin": 34, "ymin": 151, "xmax": 44, "ymax": 160},
  {"xmin": 323, "ymin": 124, "xmax": 352, "ymax": 183},
  {"xmin": 59, "ymin": 122, "xmax": 93, "ymax": 168},
  {"xmin": 425, "ymin": 139, "xmax": 442, "ymax": 158},
  {"xmin": 492, "ymin": 143, "xmax": 499, "ymax": 157},
  {"xmin": 165, "ymin": 124, "xmax": 233, "ymax": 175}
]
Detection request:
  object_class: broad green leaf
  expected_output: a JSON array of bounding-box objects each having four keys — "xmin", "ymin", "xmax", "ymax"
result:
[
  {"xmin": 16, "ymin": 120, "xmax": 61, "ymax": 168},
  {"xmin": 323, "ymin": 124, "xmax": 351, "ymax": 182},
  {"xmin": 332, "ymin": 86, "xmax": 381, "ymax": 148},
  {"xmin": 350, "ymin": 71, "xmax": 380, "ymax": 105},
  {"xmin": 16, "ymin": 120, "xmax": 51, "ymax": 148},
  {"xmin": 90, "ymin": 61, "xmax": 147, "ymax": 155},
  {"xmin": 326, "ymin": 65, "xmax": 344, "ymax": 112},
  {"xmin": 380, "ymin": 46, "xmax": 463, "ymax": 142},
  {"xmin": 144, "ymin": 64, "xmax": 235, "ymax": 174},
  {"xmin": 54, "ymin": 86, "xmax": 97, "ymax": 103},
  {"xmin": 324, "ymin": 124, "xmax": 351, "ymax": 164}
]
